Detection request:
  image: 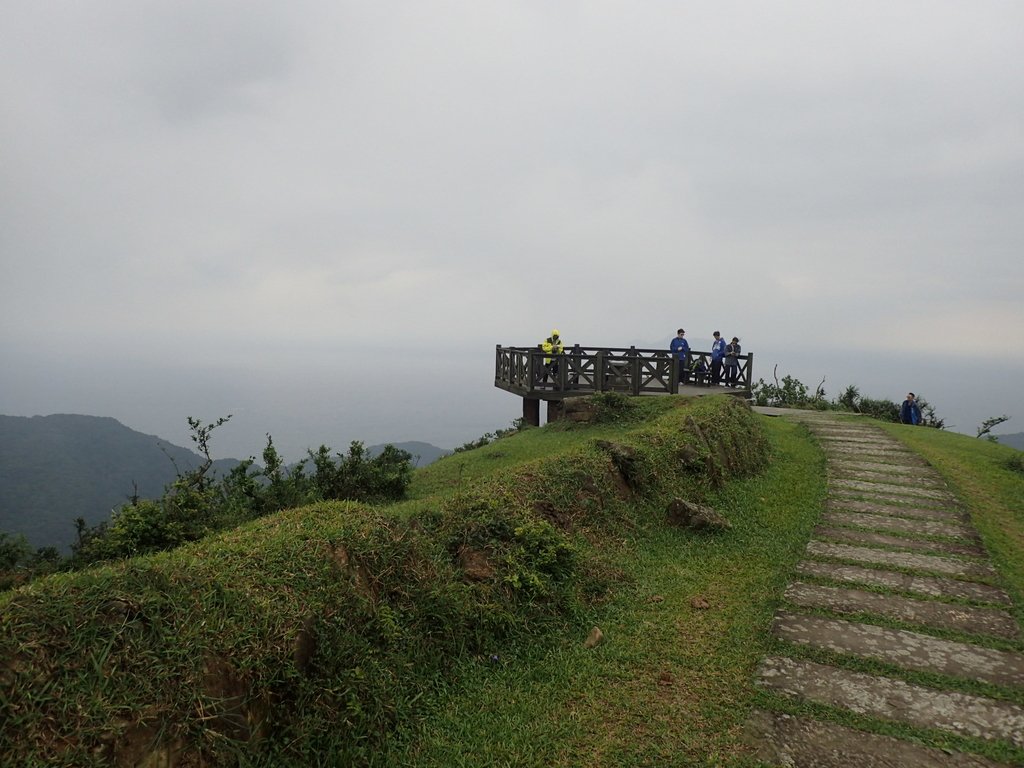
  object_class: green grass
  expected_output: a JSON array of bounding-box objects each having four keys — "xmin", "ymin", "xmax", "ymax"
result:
[
  {"xmin": 879, "ymin": 424, "xmax": 1024, "ymax": 625},
  {"xmin": 378, "ymin": 417, "xmax": 828, "ymax": 767},
  {"xmin": 6, "ymin": 405, "xmax": 1022, "ymax": 766},
  {"xmin": 404, "ymin": 397, "xmax": 678, "ymax": 501},
  {"xmin": 1, "ymin": 395, "xmax": 774, "ymax": 766}
]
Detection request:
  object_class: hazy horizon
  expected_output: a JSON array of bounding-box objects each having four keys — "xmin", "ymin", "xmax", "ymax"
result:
[
  {"xmin": 1, "ymin": 340, "xmax": 1019, "ymax": 462},
  {"xmin": 2, "ymin": 2, "xmax": 1021, "ymax": 461}
]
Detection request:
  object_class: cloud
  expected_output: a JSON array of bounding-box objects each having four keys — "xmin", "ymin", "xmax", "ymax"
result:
[{"xmin": 1, "ymin": 0, "xmax": 1021, "ymax": 449}]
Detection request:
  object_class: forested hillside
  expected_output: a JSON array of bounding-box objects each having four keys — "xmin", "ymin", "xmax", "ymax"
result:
[
  {"xmin": 0, "ymin": 414, "xmax": 239, "ymax": 551},
  {"xmin": 0, "ymin": 415, "xmax": 449, "ymax": 553}
]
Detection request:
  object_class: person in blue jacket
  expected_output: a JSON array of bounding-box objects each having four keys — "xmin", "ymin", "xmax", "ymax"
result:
[
  {"xmin": 723, "ymin": 336, "xmax": 741, "ymax": 386},
  {"xmin": 900, "ymin": 392, "xmax": 922, "ymax": 425},
  {"xmin": 670, "ymin": 328, "xmax": 690, "ymax": 383},
  {"xmin": 710, "ymin": 331, "xmax": 726, "ymax": 385}
]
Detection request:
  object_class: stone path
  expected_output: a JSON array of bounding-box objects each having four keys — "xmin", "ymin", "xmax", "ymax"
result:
[{"xmin": 744, "ymin": 410, "xmax": 1024, "ymax": 766}]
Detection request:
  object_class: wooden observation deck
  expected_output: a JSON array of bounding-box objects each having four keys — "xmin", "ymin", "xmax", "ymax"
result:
[{"xmin": 494, "ymin": 344, "xmax": 754, "ymax": 426}]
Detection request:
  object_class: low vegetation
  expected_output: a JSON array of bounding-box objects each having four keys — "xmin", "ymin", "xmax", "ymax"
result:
[
  {"xmin": 1, "ymin": 395, "xmax": 772, "ymax": 766},
  {"xmin": 881, "ymin": 422, "xmax": 1024, "ymax": 621},
  {"xmin": 752, "ymin": 374, "xmax": 945, "ymax": 428},
  {"xmin": 4, "ymin": 396, "xmax": 1022, "ymax": 766},
  {"xmin": 0, "ymin": 418, "xmax": 416, "ymax": 588}
]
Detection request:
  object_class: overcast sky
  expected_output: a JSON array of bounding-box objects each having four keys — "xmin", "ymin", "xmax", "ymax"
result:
[{"xmin": 2, "ymin": 1, "xmax": 1022, "ymax": 460}]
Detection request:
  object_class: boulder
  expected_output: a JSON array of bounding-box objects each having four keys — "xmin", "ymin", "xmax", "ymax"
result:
[{"xmin": 666, "ymin": 498, "xmax": 731, "ymax": 532}]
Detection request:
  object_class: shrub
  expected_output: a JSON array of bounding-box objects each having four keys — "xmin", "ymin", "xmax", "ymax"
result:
[{"xmin": 69, "ymin": 420, "xmax": 415, "ymax": 569}]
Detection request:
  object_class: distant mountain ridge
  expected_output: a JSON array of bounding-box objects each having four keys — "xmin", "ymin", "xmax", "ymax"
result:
[
  {"xmin": 996, "ymin": 432, "xmax": 1024, "ymax": 450},
  {"xmin": 0, "ymin": 414, "xmax": 448, "ymax": 552},
  {"xmin": 0, "ymin": 414, "xmax": 242, "ymax": 552}
]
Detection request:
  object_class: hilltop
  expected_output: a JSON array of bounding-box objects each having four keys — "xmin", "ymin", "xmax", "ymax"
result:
[
  {"xmin": 1, "ymin": 395, "xmax": 773, "ymax": 765},
  {"xmin": 2, "ymin": 396, "xmax": 1022, "ymax": 766}
]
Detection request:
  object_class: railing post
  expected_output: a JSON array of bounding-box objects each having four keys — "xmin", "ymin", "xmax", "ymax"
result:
[
  {"xmin": 629, "ymin": 346, "xmax": 640, "ymax": 396},
  {"xmin": 744, "ymin": 352, "xmax": 754, "ymax": 391},
  {"xmin": 670, "ymin": 354, "xmax": 679, "ymax": 394},
  {"xmin": 596, "ymin": 351, "xmax": 606, "ymax": 392}
]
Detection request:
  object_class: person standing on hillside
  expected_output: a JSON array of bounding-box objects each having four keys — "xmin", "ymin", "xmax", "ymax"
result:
[
  {"xmin": 710, "ymin": 331, "xmax": 726, "ymax": 386},
  {"xmin": 541, "ymin": 329, "xmax": 564, "ymax": 383},
  {"xmin": 900, "ymin": 392, "xmax": 922, "ymax": 425},
  {"xmin": 723, "ymin": 336, "xmax": 741, "ymax": 386},
  {"xmin": 670, "ymin": 328, "xmax": 691, "ymax": 384}
]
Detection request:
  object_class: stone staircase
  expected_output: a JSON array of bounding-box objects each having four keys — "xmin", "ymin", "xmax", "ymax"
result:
[{"xmin": 744, "ymin": 412, "xmax": 1024, "ymax": 767}]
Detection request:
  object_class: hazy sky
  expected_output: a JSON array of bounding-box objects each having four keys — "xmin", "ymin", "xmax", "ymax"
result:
[{"xmin": 2, "ymin": 1, "xmax": 1022, "ymax": 460}]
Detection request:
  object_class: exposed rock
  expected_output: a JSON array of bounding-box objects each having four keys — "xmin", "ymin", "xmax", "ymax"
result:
[
  {"xmin": 293, "ymin": 614, "xmax": 317, "ymax": 674},
  {"xmin": 331, "ymin": 544, "xmax": 377, "ymax": 599},
  {"xmin": 562, "ymin": 398, "xmax": 600, "ymax": 422},
  {"xmin": 666, "ymin": 498, "xmax": 731, "ymax": 532},
  {"xmin": 691, "ymin": 596, "xmax": 711, "ymax": 610},
  {"xmin": 676, "ymin": 444, "xmax": 700, "ymax": 468},
  {"xmin": 457, "ymin": 545, "xmax": 495, "ymax": 581},
  {"xmin": 101, "ymin": 597, "xmax": 142, "ymax": 621},
  {"xmin": 595, "ymin": 440, "xmax": 641, "ymax": 491},
  {"xmin": 201, "ymin": 656, "xmax": 252, "ymax": 741},
  {"xmin": 584, "ymin": 626, "xmax": 604, "ymax": 648},
  {"xmin": 533, "ymin": 500, "xmax": 572, "ymax": 531}
]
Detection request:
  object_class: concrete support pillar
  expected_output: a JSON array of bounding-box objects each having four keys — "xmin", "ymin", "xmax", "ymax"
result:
[
  {"xmin": 547, "ymin": 400, "xmax": 564, "ymax": 423},
  {"xmin": 523, "ymin": 397, "xmax": 540, "ymax": 427}
]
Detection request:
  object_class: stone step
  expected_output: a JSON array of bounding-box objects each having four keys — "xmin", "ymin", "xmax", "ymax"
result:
[
  {"xmin": 784, "ymin": 582, "xmax": 1020, "ymax": 640},
  {"xmin": 806, "ymin": 541, "xmax": 998, "ymax": 580},
  {"xmin": 822, "ymin": 440, "xmax": 918, "ymax": 454},
  {"xmin": 757, "ymin": 656, "xmax": 1024, "ymax": 748},
  {"xmin": 814, "ymin": 525, "xmax": 986, "ymax": 558},
  {"xmin": 829, "ymin": 498, "xmax": 968, "ymax": 522},
  {"xmin": 772, "ymin": 611, "xmax": 1024, "ymax": 687},
  {"xmin": 828, "ymin": 461, "xmax": 946, "ymax": 485},
  {"xmin": 794, "ymin": 561, "xmax": 1012, "ymax": 606},
  {"xmin": 812, "ymin": 432, "xmax": 889, "ymax": 441},
  {"xmin": 823, "ymin": 448, "xmax": 921, "ymax": 462},
  {"xmin": 822, "ymin": 511, "xmax": 979, "ymax": 542},
  {"xmin": 832, "ymin": 488, "xmax": 954, "ymax": 509},
  {"xmin": 831, "ymin": 478, "xmax": 955, "ymax": 502},
  {"xmin": 823, "ymin": 454, "xmax": 929, "ymax": 473},
  {"xmin": 744, "ymin": 709, "xmax": 1011, "ymax": 767},
  {"xmin": 827, "ymin": 456, "xmax": 933, "ymax": 471},
  {"xmin": 816, "ymin": 434, "xmax": 906, "ymax": 445},
  {"xmin": 809, "ymin": 425, "xmax": 892, "ymax": 434}
]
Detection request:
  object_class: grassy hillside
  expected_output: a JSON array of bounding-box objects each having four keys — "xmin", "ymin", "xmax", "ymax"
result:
[
  {"xmin": 879, "ymin": 422, "xmax": 1024, "ymax": 622},
  {"xmin": 6, "ymin": 403, "xmax": 1020, "ymax": 766},
  {"xmin": 381, "ymin": 413, "xmax": 828, "ymax": 766},
  {"xmin": 0, "ymin": 395, "xmax": 773, "ymax": 767}
]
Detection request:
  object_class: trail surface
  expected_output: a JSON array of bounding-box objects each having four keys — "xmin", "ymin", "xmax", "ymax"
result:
[{"xmin": 745, "ymin": 410, "xmax": 1023, "ymax": 767}]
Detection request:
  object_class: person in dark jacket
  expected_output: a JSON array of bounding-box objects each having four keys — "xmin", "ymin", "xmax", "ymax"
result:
[
  {"xmin": 899, "ymin": 392, "xmax": 922, "ymax": 425},
  {"xmin": 723, "ymin": 336, "xmax": 741, "ymax": 386},
  {"xmin": 670, "ymin": 328, "xmax": 690, "ymax": 383},
  {"xmin": 710, "ymin": 331, "xmax": 726, "ymax": 385}
]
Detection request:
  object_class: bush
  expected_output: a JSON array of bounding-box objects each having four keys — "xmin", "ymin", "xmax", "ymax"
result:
[
  {"xmin": 69, "ymin": 420, "xmax": 415, "ymax": 569},
  {"xmin": 752, "ymin": 372, "xmax": 944, "ymax": 428},
  {"xmin": 454, "ymin": 419, "xmax": 526, "ymax": 453}
]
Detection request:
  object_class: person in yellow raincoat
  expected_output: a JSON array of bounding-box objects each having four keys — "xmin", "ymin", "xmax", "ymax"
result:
[{"xmin": 541, "ymin": 329, "xmax": 564, "ymax": 382}]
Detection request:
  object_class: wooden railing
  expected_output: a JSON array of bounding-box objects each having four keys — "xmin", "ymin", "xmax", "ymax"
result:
[{"xmin": 494, "ymin": 345, "xmax": 754, "ymax": 399}]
